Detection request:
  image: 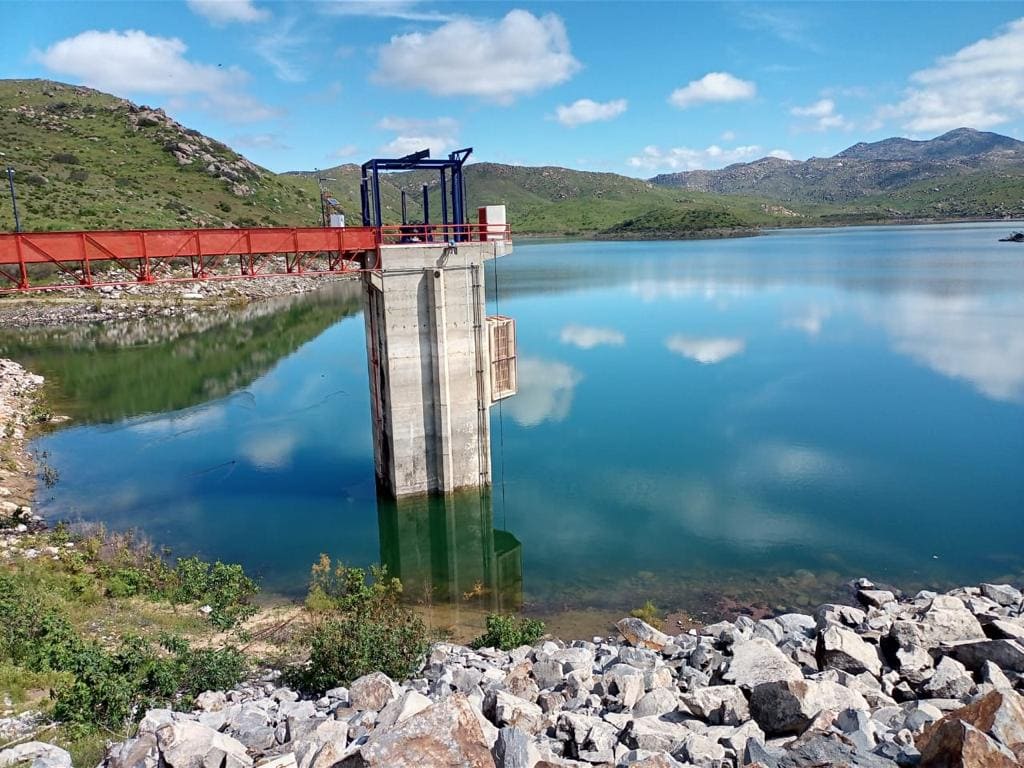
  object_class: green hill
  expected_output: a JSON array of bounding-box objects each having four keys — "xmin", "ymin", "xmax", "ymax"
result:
[
  {"xmin": 0, "ymin": 79, "xmax": 322, "ymax": 231},
  {"xmin": 2, "ymin": 78, "xmax": 1021, "ymax": 239}
]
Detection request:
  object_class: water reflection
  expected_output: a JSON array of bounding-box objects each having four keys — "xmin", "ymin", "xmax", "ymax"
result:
[
  {"xmin": 559, "ymin": 325, "xmax": 626, "ymax": 350},
  {"xmin": 665, "ymin": 335, "xmax": 746, "ymax": 364},
  {"xmin": 0, "ymin": 282, "xmax": 363, "ymax": 423},
  {"xmin": 378, "ymin": 490, "xmax": 522, "ymax": 621},
  {"xmin": 871, "ymin": 293, "xmax": 1024, "ymax": 404},
  {"xmin": 503, "ymin": 357, "xmax": 581, "ymax": 427}
]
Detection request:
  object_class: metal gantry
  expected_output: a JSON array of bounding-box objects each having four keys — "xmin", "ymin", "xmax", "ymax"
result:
[{"xmin": 360, "ymin": 148, "xmax": 473, "ymax": 239}]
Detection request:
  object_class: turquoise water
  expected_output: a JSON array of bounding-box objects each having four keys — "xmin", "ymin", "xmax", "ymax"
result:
[{"xmin": 15, "ymin": 221, "xmax": 1024, "ymax": 622}]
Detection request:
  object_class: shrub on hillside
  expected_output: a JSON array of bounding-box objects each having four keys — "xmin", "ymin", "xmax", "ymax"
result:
[{"xmin": 287, "ymin": 557, "xmax": 429, "ymax": 693}]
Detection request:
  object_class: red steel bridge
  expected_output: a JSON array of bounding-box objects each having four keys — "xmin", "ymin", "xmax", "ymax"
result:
[{"xmin": 0, "ymin": 222, "xmax": 510, "ymax": 293}]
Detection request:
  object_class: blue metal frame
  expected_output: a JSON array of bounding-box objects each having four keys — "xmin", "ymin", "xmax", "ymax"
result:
[{"xmin": 359, "ymin": 148, "xmax": 473, "ymax": 240}]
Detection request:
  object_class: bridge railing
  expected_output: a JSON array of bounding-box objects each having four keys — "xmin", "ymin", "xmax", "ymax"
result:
[
  {"xmin": 377, "ymin": 223, "xmax": 512, "ymax": 246},
  {"xmin": 0, "ymin": 226, "xmax": 380, "ymax": 292}
]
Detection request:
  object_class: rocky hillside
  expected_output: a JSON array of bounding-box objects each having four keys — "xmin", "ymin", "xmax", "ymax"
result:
[
  {"xmin": 650, "ymin": 128, "xmax": 1024, "ymax": 211},
  {"xmin": 837, "ymin": 128, "xmax": 1024, "ymax": 162},
  {"xmin": 0, "ymin": 79, "xmax": 322, "ymax": 231}
]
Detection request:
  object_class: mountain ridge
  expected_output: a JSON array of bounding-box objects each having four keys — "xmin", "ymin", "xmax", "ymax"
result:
[
  {"xmin": 1, "ymin": 78, "xmax": 1022, "ymax": 235},
  {"xmin": 649, "ymin": 128, "xmax": 1024, "ymax": 204}
]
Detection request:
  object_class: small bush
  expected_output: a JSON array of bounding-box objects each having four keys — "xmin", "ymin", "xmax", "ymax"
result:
[
  {"xmin": 51, "ymin": 153, "xmax": 80, "ymax": 165},
  {"xmin": 69, "ymin": 169, "xmax": 89, "ymax": 183},
  {"xmin": 167, "ymin": 557, "xmax": 259, "ymax": 630},
  {"xmin": 287, "ymin": 557, "xmax": 428, "ymax": 693},
  {"xmin": 470, "ymin": 614, "xmax": 546, "ymax": 650},
  {"xmin": 630, "ymin": 600, "xmax": 663, "ymax": 630}
]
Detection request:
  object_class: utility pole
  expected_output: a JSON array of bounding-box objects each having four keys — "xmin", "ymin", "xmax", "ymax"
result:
[
  {"xmin": 316, "ymin": 172, "xmax": 336, "ymax": 227},
  {"xmin": 0, "ymin": 154, "xmax": 19, "ymax": 232}
]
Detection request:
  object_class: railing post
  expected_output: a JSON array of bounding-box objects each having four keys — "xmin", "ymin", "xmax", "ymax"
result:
[{"xmin": 15, "ymin": 235, "xmax": 28, "ymax": 289}]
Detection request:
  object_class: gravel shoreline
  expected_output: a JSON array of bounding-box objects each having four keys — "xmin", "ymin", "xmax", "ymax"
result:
[
  {"xmin": 0, "ymin": 358, "xmax": 49, "ymax": 518},
  {"xmin": 12, "ymin": 579, "xmax": 1017, "ymax": 768},
  {"xmin": 0, "ymin": 269, "xmax": 356, "ymax": 328}
]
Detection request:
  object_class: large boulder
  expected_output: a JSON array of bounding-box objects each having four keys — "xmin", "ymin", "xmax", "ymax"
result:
[
  {"xmin": 681, "ymin": 685, "xmax": 750, "ymax": 726},
  {"xmin": 342, "ymin": 692, "xmax": 494, "ymax": 767},
  {"xmin": 376, "ymin": 690, "xmax": 432, "ymax": 729},
  {"xmin": 722, "ymin": 638, "xmax": 803, "ymax": 689},
  {"xmin": 749, "ymin": 679, "xmax": 869, "ymax": 736},
  {"xmin": 917, "ymin": 595, "xmax": 986, "ymax": 647},
  {"xmin": 156, "ymin": 721, "xmax": 253, "ymax": 768},
  {"xmin": 349, "ymin": 672, "xmax": 400, "ymax": 712},
  {"xmin": 924, "ymin": 689, "xmax": 1024, "ymax": 761},
  {"xmin": 288, "ymin": 719, "xmax": 349, "ymax": 768},
  {"xmin": 980, "ymin": 584, "xmax": 1023, "ymax": 608},
  {"xmin": 916, "ymin": 719, "xmax": 1018, "ymax": 768},
  {"xmin": 816, "ymin": 625, "xmax": 883, "ymax": 676},
  {"xmin": 948, "ymin": 639, "xmax": 1024, "ymax": 673},
  {"xmin": 920, "ymin": 656, "xmax": 974, "ymax": 700},
  {"xmin": 484, "ymin": 689, "xmax": 545, "ymax": 734},
  {"xmin": 616, "ymin": 618, "xmax": 672, "ymax": 652},
  {"xmin": 0, "ymin": 742, "xmax": 72, "ymax": 768}
]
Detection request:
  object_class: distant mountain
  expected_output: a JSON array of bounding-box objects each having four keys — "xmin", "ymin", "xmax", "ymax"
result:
[
  {"xmin": 650, "ymin": 128, "xmax": 1024, "ymax": 205},
  {"xmin": 837, "ymin": 128, "xmax": 1024, "ymax": 161}
]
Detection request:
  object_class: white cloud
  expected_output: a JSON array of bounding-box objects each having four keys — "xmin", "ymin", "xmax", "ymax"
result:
[
  {"xmin": 555, "ymin": 98, "xmax": 627, "ymax": 127},
  {"xmin": 329, "ymin": 144, "xmax": 359, "ymax": 160},
  {"xmin": 720, "ymin": 130, "xmax": 736, "ymax": 141},
  {"xmin": 881, "ymin": 17, "xmax": 1024, "ymax": 132},
  {"xmin": 256, "ymin": 18, "xmax": 307, "ymax": 82},
  {"xmin": 187, "ymin": 0, "xmax": 269, "ymax": 24},
  {"xmin": 37, "ymin": 30, "xmax": 276, "ymax": 123},
  {"xmin": 381, "ymin": 135, "xmax": 453, "ymax": 157},
  {"xmin": 241, "ymin": 431, "xmax": 298, "ymax": 469},
  {"xmin": 665, "ymin": 335, "xmax": 746, "ymax": 364},
  {"xmin": 232, "ymin": 133, "xmax": 289, "ymax": 150},
  {"xmin": 378, "ymin": 116, "xmax": 458, "ymax": 157},
  {"xmin": 628, "ymin": 143, "xmax": 766, "ymax": 171},
  {"xmin": 559, "ymin": 324, "xmax": 625, "ymax": 349},
  {"xmin": 669, "ymin": 72, "xmax": 756, "ymax": 109},
  {"xmin": 768, "ymin": 149, "xmax": 794, "ymax": 160},
  {"xmin": 377, "ymin": 116, "xmax": 458, "ymax": 133},
  {"xmin": 504, "ymin": 358, "xmax": 582, "ymax": 426},
  {"xmin": 374, "ymin": 10, "xmax": 580, "ymax": 103},
  {"xmin": 326, "ymin": 1, "xmax": 457, "ymax": 22},
  {"xmin": 790, "ymin": 98, "xmax": 852, "ymax": 131}
]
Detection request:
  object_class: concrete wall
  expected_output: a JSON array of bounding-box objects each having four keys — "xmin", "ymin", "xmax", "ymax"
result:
[{"xmin": 362, "ymin": 240, "xmax": 511, "ymax": 497}]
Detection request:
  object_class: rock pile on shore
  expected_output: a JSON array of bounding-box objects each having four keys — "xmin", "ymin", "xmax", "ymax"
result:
[
  {"xmin": 0, "ymin": 270, "xmax": 353, "ymax": 328},
  {"xmin": 0, "ymin": 359, "xmax": 45, "ymax": 513},
  {"xmin": 72, "ymin": 579, "xmax": 1024, "ymax": 768}
]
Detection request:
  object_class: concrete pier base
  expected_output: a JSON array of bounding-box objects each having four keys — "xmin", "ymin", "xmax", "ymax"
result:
[
  {"xmin": 362, "ymin": 240, "xmax": 512, "ymax": 497},
  {"xmin": 377, "ymin": 489, "xmax": 522, "ymax": 620}
]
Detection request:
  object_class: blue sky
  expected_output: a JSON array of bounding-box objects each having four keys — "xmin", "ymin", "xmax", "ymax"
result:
[{"xmin": 7, "ymin": 1, "xmax": 1024, "ymax": 176}]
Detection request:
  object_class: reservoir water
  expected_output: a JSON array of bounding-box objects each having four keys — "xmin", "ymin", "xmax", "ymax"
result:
[{"xmin": 5, "ymin": 221, "xmax": 1023, "ymax": 634}]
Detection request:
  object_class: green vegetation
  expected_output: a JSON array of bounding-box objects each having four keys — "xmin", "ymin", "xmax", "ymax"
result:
[
  {"xmin": 5, "ymin": 77, "xmax": 1019, "ymax": 249},
  {"xmin": 601, "ymin": 207, "xmax": 748, "ymax": 237},
  {"xmin": 470, "ymin": 613, "xmax": 546, "ymax": 650},
  {"xmin": 0, "ymin": 79, "xmax": 320, "ymax": 232},
  {"xmin": 286, "ymin": 556, "xmax": 430, "ymax": 693},
  {"xmin": 0, "ymin": 284, "xmax": 362, "ymax": 424},
  {"xmin": 630, "ymin": 600, "xmax": 664, "ymax": 630},
  {"xmin": 0, "ymin": 528, "xmax": 253, "ymax": 736}
]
